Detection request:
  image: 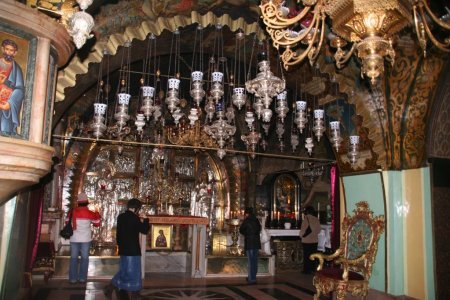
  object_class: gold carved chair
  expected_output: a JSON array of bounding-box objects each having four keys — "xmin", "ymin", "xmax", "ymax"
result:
[{"xmin": 310, "ymin": 201, "xmax": 385, "ymax": 300}]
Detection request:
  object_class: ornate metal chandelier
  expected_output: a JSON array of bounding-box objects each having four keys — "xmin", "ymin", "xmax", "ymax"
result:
[
  {"xmin": 245, "ymin": 48, "xmax": 286, "ymax": 122},
  {"xmin": 241, "ymin": 111, "xmax": 261, "ymax": 158},
  {"xmin": 67, "ymin": 0, "xmax": 95, "ymax": 49},
  {"xmin": 90, "ymin": 49, "xmax": 110, "ymax": 140},
  {"xmin": 36, "ymin": 0, "xmax": 95, "ymax": 49},
  {"xmin": 204, "ymin": 104, "xmax": 237, "ymax": 159},
  {"xmin": 259, "ymin": 0, "xmax": 450, "ymax": 84},
  {"xmin": 347, "ymin": 135, "xmax": 360, "ymax": 165},
  {"xmin": 202, "ymin": 24, "xmax": 237, "ymax": 159}
]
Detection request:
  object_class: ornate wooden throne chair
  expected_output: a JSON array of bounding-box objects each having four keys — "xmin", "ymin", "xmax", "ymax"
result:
[{"xmin": 310, "ymin": 201, "xmax": 385, "ymax": 300}]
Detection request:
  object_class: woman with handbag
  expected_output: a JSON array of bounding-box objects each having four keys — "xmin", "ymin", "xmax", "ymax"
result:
[
  {"xmin": 300, "ymin": 205, "xmax": 322, "ymax": 274},
  {"xmin": 67, "ymin": 192, "xmax": 101, "ymax": 284}
]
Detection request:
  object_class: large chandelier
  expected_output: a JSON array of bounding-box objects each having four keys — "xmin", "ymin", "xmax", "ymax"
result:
[
  {"xmin": 246, "ymin": 48, "xmax": 286, "ymax": 122},
  {"xmin": 260, "ymin": 0, "xmax": 450, "ymax": 84}
]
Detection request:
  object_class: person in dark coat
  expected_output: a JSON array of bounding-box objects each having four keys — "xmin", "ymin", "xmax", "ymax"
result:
[
  {"xmin": 104, "ymin": 198, "xmax": 149, "ymax": 299},
  {"xmin": 239, "ymin": 207, "xmax": 261, "ymax": 284}
]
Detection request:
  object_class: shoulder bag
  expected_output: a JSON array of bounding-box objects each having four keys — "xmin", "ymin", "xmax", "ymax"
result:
[
  {"xmin": 302, "ymin": 216, "xmax": 312, "ymax": 238},
  {"xmin": 60, "ymin": 210, "xmax": 73, "ymax": 239}
]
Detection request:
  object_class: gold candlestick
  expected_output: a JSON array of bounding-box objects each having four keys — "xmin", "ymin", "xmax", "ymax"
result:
[{"xmin": 227, "ymin": 218, "xmax": 243, "ymax": 256}]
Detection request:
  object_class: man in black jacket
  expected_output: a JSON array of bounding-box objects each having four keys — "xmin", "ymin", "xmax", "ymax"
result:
[
  {"xmin": 239, "ymin": 207, "xmax": 261, "ymax": 284},
  {"xmin": 104, "ymin": 198, "xmax": 149, "ymax": 299}
]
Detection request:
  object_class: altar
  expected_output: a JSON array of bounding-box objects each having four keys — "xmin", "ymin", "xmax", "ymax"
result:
[
  {"xmin": 266, "ymin": 229, "xmax": 302, "ymax": 270},
  {"xmin": 264, "ymin": 225, "xmax": 331, "ymax": 270},
  {"xmin": 141, "ymin": 215, "xmax": 209, "ymax": 278},
  {"xmin": 266, "ymin": 225, "xmax": 331, "ymax": 249},
  {"xmin": 267, "ymin": 229, "xmax": 300, "ymax": 237}
]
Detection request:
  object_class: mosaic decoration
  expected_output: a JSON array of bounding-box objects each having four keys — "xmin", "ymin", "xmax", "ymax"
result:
[{"xmin": 347, "ymin": 219, "xmax": 372, "ymax": 260}]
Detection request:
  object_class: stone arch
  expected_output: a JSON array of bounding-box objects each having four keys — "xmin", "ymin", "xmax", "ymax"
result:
[
  {"xmin": 427, "ymin": 62, "xmax": 450, "ymax": 159},
  {"xmin": 426, "ymin": 61, "xmax": 450, "ymax": 299},
  {"xmin": 56, "ymin": 11, "xmax": 265, "ymax": 102}
]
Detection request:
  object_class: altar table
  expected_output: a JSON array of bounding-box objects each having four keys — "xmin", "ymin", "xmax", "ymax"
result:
[{"xmin": 140, "ymin": 215, "xmax": 208, "ymax": 278}]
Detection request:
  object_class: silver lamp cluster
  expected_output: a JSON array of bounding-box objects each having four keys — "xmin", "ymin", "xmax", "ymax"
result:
[
  {"xmin": 201, "ymin": 24, "xmax": 238, "ymax": 159},
  {"xmin": 88, "ymin": 25, "xmax": 360, "ymax": 165},
  {"xmin": 89, "ymin": 42, "xmax": 137, "ymax": 144}
]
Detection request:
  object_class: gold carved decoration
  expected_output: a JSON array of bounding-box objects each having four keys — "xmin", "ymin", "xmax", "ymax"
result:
[
  {"xmin": 387, "ymin": 45, "xmax": 445, "ymax": 169},
  {"xmin": 166, "ymin": 121, "xmax": 218, "ymax": 148},
  {"xmin": 302, "ymin": 76, "xmax": 327, "ymax": 96},
  {"xmin": 310, "ymin": 201, "xmax": 385, "ymax": 300}
]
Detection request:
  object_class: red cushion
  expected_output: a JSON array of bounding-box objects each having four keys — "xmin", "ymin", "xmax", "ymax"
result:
[{"xmin": 316, "ymin": 267, "xmax": 364, "ymax": 281}]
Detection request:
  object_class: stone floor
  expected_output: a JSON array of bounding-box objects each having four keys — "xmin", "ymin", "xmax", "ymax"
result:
[
  {"xmin": 29, "ymin": 271, "xmax": 317, "ymax": 300},
  {"xmin": 26, "ymin": 246, "xmax": 417, "ymax": 300},
  {"xmin": 27, "ymin": 270, "xmax": 411, "ymax": 300}
]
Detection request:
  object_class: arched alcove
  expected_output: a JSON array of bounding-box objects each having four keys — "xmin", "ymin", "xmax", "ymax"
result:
[{"xmin": 426, "ymin": 61, "xmax": 450, "ymax": 299}]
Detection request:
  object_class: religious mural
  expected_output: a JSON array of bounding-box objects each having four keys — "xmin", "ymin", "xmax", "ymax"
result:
[
  {"xmin": 265, "ymin": 172, "xmax": 301, "ymax": 228},
  {"xmin": 0, "ymin": 32, "xmax": 28, "ymax": 136}
]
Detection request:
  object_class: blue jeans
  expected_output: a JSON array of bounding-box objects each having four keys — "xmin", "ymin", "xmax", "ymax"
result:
[
  {"xmin": 69, "ymin": 241, "xmax": 91, "ymax": 282},
  {"xmin": 111, "ymin": 256, "xmax": 142, "ymax": 292},
  {"xmin": 246, "ymin": 249, "xmax": 258, "ymax": 282}
]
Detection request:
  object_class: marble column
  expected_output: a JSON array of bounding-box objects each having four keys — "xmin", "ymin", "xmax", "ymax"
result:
[{"xmin": 30, "ymin": 37, "xmax": 51, "ymax": 144}]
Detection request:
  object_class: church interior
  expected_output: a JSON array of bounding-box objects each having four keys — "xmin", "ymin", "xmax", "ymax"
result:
[{"xmin": 0, "ymin": 0, "xmax": 449, "ymax": 299}]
